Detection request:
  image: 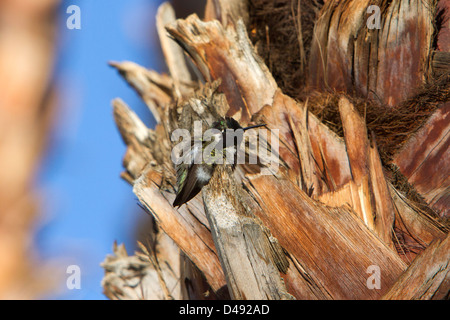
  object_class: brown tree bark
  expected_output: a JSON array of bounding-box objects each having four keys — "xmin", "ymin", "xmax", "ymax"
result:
[{"xmin": 103, "ymin": 0, "xmax": 449, "ymax": 300}]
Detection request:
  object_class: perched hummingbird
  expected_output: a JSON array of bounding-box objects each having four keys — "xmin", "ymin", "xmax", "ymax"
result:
[{"xmin": 173, "ymin": 117, "xmax": 265, "ymax": 207}]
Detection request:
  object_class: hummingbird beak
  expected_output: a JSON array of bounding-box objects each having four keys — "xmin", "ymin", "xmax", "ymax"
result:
[{"xmin": 242, "ymin": 123, "xmax": 267, "ymax": 131}]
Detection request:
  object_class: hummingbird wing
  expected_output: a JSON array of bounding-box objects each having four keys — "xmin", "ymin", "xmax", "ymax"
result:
[
  {"xmin": 173, "ymin": 164, "xmax": 204, "ymax": 207},
  {"xmin": 173, "ymin": 143, "xmax": 205, "ymax": 207}
]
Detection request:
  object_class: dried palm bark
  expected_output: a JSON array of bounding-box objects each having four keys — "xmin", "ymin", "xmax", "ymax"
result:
[{"xmin": 103, "ymin": 0, "xmax": 449, "ymax": 300}]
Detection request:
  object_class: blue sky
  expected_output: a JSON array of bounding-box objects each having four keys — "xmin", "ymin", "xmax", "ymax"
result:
[{"xmin": 36, "ymin": 0, "xmax": 164, "ymax": 299}]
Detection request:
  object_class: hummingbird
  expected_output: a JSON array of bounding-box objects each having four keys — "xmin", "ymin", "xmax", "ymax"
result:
[{"xmin": 172, "ymin": 117, "xmax": 266, "ymax": 207}]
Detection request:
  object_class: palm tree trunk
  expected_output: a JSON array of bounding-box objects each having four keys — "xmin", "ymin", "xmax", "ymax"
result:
[{"xmin": 102, "ymin": 0, "xmax": 449, "ymax": 300}]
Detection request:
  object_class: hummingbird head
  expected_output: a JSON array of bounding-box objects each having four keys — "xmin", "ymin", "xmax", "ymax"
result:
[
  {"xmin": 211, "ymin": 117, "xmax": 243, "ymax": 131},
  {"xmin": 205, "ymin": 117, "xmax": 266, "ymax": 165}
]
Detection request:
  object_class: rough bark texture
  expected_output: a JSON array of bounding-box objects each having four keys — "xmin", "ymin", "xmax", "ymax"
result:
[
  {"xmin": 382, "ymin": 235, "xmax": 450, "ymax": 300},
  {"xmin": 103, "ymin": 0, "xmax": 449, "ymax": 300}
]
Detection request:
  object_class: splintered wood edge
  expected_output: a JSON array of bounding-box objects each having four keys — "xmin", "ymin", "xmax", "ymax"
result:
[
  {"xmin": 393, "ymin": 102, "xmax": 450, "ymax": 216},
  {"xmin": 112, "ymin": 98, "xmax": 155, "ymax": 180},
  {"xmin": 112, "ymin": 98, "xmax": 151, "ymax": 145},
  {"xmin": 308, "ymin": 0, "xmax": 434, "ymax": 106},
  {"xmin": 166, "ymin": 14, "xmax": 277, "ymax": 120},
  {"xmin": 382, "ymin": 234, "xmax": 450, "ymax": 300},
  {"xmin": 156, "ymin": 2, "xmax": 191, "ymax": 99},
  {"xmin": 204, "ymin": 0, "xmax": 250, "ymax": 27},
  {"xmin": 109, "ymin": 61, "xmax": 173, "ymax": 123},
  {"xmin": 244, "ymin": 174, "xmax": 407, "ymax": 299},
  {"xmin": 202, "ymin": 166, "xmax": 293, "ymax": 300},
  {"xmin": 368, "ymin": 136, "xmax": 396, "ymax": 250},
  {"xmin": 101, "ymin": 240, "xmax": 182, "ymax": 300},
  {"xmin": 132, "ymin": 170, "xmax": 226, "ymax": 292}
]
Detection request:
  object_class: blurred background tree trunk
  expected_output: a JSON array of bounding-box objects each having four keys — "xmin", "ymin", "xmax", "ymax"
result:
[{"xmin": 0, "ymin": 0, "xmax": 59, "ymax": 299}]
